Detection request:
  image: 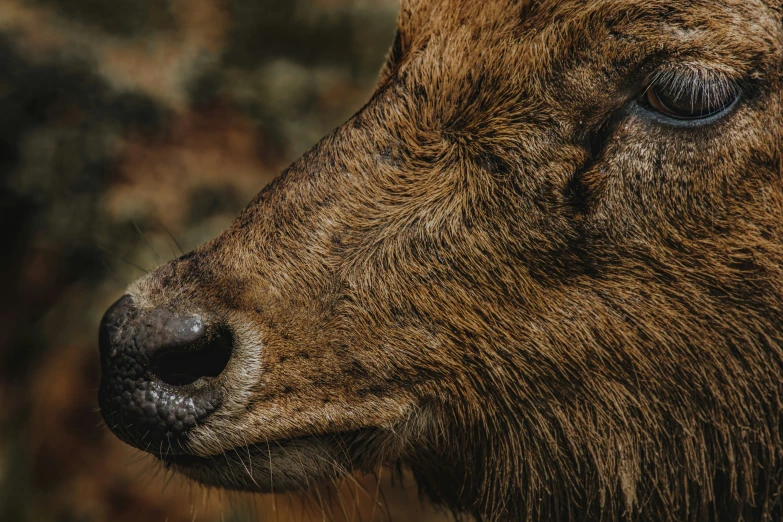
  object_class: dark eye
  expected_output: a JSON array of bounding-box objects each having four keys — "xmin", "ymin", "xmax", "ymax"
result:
[{"xmin": 645, "ymin": 73, "xmax": 740, "ymax": 121}]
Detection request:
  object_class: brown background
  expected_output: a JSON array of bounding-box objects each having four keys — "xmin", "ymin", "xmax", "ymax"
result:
[{"xmin": 0, "ymin": 0, "xmax": 450, "ymax": 520}]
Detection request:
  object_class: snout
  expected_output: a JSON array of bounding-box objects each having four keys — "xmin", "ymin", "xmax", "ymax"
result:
[{"xmin": 98, "ymin": 296, "xmax": 232, "ymax": 453}]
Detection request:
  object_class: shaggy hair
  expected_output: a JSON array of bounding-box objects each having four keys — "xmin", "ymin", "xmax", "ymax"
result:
[{"xmin": 112, "ymin": 0, "xmax": 783, "ymax": 520}]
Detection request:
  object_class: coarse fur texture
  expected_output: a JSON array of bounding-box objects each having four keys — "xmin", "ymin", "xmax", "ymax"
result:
[{"xmin": 108, "ymin": 0, "xmax": 783, "ymax": 520}]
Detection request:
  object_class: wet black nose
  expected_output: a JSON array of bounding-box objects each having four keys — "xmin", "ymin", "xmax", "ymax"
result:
[{"xmin": 98, "ymin": 296, "xmax": 232, "ymax": 453}]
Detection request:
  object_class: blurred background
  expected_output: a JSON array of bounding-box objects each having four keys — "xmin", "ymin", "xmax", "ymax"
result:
[{"xmin": 0, "ymin": 0, "xmax": 450, "ymax": 520}]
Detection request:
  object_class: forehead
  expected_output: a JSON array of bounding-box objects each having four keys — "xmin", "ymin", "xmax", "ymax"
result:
[
  {"xmin": 531, "ymin": 0, "xmax": 777, "ymax": 50},
  {"xmin": 400, "ymin": 0, "xmax": 781, "ymax": 92},
  {"xmin": 524, "ymin": 0, "xmax": 776, "ymax": 23},
  {"xmin": 410, "ymin": 0, "xmax": 779, "ymax": 53},
  {"xmin": 425, "ymin": 0, "xmax": 778, "ymax": 26}
]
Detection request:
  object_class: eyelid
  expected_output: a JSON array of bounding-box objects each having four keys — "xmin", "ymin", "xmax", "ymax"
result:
[
  {"xmin": 642, "ymin": 65, "xmax": 742, "ymax": 119},
  {"xmin": 645, "ymin": 65, "xmax": 741, "ymax": 97}
]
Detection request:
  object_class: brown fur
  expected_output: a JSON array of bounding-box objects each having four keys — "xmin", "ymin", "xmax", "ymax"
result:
[{"xmin": 120, "ymin": 0, "xmax": 783, "ymax": 520}]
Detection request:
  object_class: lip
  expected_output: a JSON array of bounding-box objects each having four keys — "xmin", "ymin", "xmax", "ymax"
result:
[
  {"xmin": 148, "ymin": 436, "xmax": 302, "ymax": 469},
  {"xmin": 156, "ymin": 451, "xmax": 210, "ymax": 466},
  {"xmin": 153, "ymin": 434, "xmax": 332, "ymax": 467},
  {"xmin": 151, "ymin": 427, "xmax": 375, "ymax": 469}
]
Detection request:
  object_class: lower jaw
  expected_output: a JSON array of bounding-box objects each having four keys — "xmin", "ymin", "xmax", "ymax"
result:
[{"xmin": 148, "ymin": 429, "xmax": 381, "ymax": 493}]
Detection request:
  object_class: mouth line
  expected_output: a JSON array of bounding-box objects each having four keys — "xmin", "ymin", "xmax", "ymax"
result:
[
  {"xmin": 151, "ymin": 429, "xmax": 365, "ymax": 467},
  {"xmin": 156, "ymin": 451, "xmax": 210, "ymax": 466}
]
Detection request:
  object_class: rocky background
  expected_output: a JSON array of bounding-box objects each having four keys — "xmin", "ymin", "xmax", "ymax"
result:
[{"xmin": 0, "ymin": 0, "xmax": 449, "ymax": 520}]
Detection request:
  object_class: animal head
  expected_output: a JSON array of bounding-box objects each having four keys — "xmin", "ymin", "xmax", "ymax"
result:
[{"xmin": 98, "ymin": 0, "xmax": 783, "ymax": 520}]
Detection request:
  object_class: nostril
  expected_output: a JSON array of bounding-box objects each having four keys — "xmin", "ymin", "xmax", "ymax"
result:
[
  {"xmin": 99, "ymin": 297, "xmax": 235, "ymax": 387},
  {"xmin": 150, "ymin": 327, "xmax": 233, "ymax": 386},
  {"xmin": 99, "ymin": 296, "xmax": 230, "ymax": 451}
]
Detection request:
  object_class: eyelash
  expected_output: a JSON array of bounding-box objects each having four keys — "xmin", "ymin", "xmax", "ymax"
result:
[
  {"xmin": 650, "ymin": 69, "xmax": 737, "ymax": 100},
  {"xmin": 641, "ymin": 67, "xmax": 741, "ymax": 122}
]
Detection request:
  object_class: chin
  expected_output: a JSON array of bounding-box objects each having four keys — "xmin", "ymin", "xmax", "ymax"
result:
[{"xmin": 155, "ymin": 429, "xmax": 386, "ymax": 493}]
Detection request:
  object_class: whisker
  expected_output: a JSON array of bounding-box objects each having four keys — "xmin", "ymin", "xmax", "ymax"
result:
[
  {"xmin": 369, "ymin": 468, "xmax": 383, "ymax": 522},
  {"xmin": 154, "ymin": 217, "xmax": 185, "ymax": 256},
  {"xmin": 133, "ymin": 220, "xmax": 161, "ymax": 266},
  {"xmin": 264, "ymin": 436, "xmax": 279, "ymax": 521},
  {"xmin": 98, "ymin": 245, "xmax": 150, "ymax": 274}
]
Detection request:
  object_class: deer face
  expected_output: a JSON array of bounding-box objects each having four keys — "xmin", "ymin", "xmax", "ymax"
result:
[{"xmin": 99, "ymin": 0, "xmax": 783, "ymax": 519}]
